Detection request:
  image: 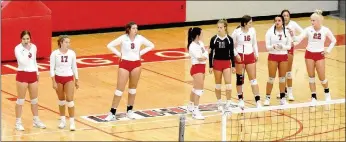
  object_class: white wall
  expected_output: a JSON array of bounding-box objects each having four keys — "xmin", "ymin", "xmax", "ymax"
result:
[{"xmin": 186, "ymin": 1, "xmax": 338, "ymax": 22}]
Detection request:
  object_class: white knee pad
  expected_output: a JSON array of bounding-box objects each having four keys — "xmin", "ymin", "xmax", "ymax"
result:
[
  {"xmin": 250, "ymin": 79, "xmax": 258, "ymax": 85},
  {"xmin": 16, "ymin": 99, "xmax": 25, "ymax": 105},
  {"xmin": 114, "ymin": 90, "xmax": 123, "ymax": 96},
  {"xmin": 67, "ymin": 101, "xmax": 74, "ymax": 108},
  {"xmin": 193, "ymin": 89, "xmax": 204, "ymax": 96},
  {"xmin": 128, "ymin": 89, "xmax": 136, "ymax": 95},
  {"xmin": 279, "ymin": 77, "xmax": 286, "ymax": 83},
  {"xmin": 58, "ymin": 100, "xmax": 66, "ymax": 106},
  {"xmin": 286, "ymin": 72, "xmax": 292, "ymax": 79},
  {"xmin": 267, "ymin": 77, "xmax": 275, "ymax": 84},
  {"xmin": 309, "ymin": 77, "xmax": 315, "ymax": 84},
  {"xmin": 225, "ymin": 84, "xmax": 232, "ymax": 90},
  {"xmin": 321, "ymin": 79, "xmax": 328, "ymax": 84},
  {"xmin": 31, "ymin": 98, "xmax": 38, "ymax": 105},
  {"xmin": 215, "ymin": 84, "xmax": 221, "ymax": 90}
]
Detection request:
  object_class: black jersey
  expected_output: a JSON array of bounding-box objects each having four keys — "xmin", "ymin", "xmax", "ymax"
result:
[{"xmin": 209, "ymin": 34, "xmax": 235, "ymax": 68}]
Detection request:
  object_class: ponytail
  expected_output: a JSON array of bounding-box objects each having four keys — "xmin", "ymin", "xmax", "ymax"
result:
[{"xmin": 187, "ymin": 27, "xmax": 202, "ymax": 50}]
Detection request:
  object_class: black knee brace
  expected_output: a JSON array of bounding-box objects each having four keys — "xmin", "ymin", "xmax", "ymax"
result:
[{"xmin": 236, "ymin": 74, "xmax": 244, "ymax": 85}]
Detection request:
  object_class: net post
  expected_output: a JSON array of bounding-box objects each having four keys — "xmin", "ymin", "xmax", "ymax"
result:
[
  {"xmin": 221, "ymin": 110, "xmax": 229, "ymax": 141},
  {"xmin": 178, "ymin": 114, "xmax": 186, "ymax": 141}
]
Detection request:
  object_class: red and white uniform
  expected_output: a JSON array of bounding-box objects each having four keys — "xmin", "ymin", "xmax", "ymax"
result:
[
  {"xmin": 15, "ymin": 43, "xmax": 39, "ymax": 83},
  {"xmin": 265, "ymin": 28, "xmax": 292, "ymax": 62},
  {"xmin": 294, "ymin": 26, "xmax": 336, "ymax": 61},
  {"xmin": 107, "ymin": 34, "xmax": 154, "ymax": 72},
  {"xmin": 50, "ymin": 49, "xmax": 79, "ymax": 85},
  {"xmin": 231, "ymin": 27, "xmax": 258, "ymax": 64},
  {"xmin": 271, "ymin": 20, "xmax": 303, "ymax": 55},
  {"xmin": 189, "ymin": 41, "xmax": 208, "ymax": 76}
]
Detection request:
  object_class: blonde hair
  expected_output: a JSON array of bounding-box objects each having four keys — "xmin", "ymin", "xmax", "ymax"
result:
[
  {"xmin": 311, "ymin": 9, "xmax": 324, "ymax": 21},
  {"xmin": 57, "ymin": 35, "xmax": 69, "ymax": 48},
  {"xmin": 217, "ymin": 19, "xmax": 229, "ymax": 34}
]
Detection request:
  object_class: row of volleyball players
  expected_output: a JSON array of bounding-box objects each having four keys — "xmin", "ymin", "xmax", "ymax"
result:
[
  {"xmin": 187, "ymin": 9, "xmax": 336, "ymax": 119},
  {"xmin": 14, "ymin": 31, "xmax": 79, "ymax": 131}
]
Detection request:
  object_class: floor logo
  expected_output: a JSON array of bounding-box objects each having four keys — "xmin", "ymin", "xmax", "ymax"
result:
[{"xmin": 81, "ymin": 102, "xmax": 239, "ymax": 123}]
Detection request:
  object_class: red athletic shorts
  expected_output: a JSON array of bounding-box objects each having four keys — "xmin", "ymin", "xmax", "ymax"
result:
[
  {"xmin": 288, "ymin": 44, "xmax": 294, "ymax": 55},
  {"xmin": 16, "ymin": 71, "xmax": 37, "ymax": 83},
  {"xmin": 55, "ymin": 75, "xmax": 74, "ymax": 85},
  {"xmin": 119, "ymin": 59, "xmax": 141, "ymax": 72},
  {"xmin": 213, "ymin": 60, "xmax": 231, "ymax": 71},
  {"xmin": 235, "ymin": 53, "xmax": 256, "ymax": 65},
  {"xmin": 190, "ymin": 64, "xmax": 205, "ymax": 76},
  {"xmin": 268, "ymin": 54, "xmax": 288, "ymax": 62},
  {"xmin": 305, "ymin": 50, "xmax": 324, "ymax": 61}
]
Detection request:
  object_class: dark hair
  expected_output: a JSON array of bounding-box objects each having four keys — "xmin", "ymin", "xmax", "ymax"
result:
[
  {"xmin": 281, "ymin": 9, "xmax": 291, "ymax": 18},
  {"xmin": 187, "ymin": 27, "xmax": 202, "ymax": 50},
  {"xmin": 273, "ymin": 15, "xmax": 286, "ymax": 37},
  {"xmin": 125, "ymin": 21, "xmax": 137, "ymax": 34},
  {"xmin": 239, "ymin": 15, "xmax": 252, "ymax": 28},
  {"xmin": 20, "ymin": 30, "xmax": 31, "ymax": 39},
  {"xmin": 57, "ymin": 35, "xmax": 69, "ymax": 48},
  {"xmin": 217, "ymin": 19, "xmax": 229, "ymax": 34}
]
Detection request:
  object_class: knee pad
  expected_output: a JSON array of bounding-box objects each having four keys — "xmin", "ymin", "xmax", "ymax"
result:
[
  {"xmin": 16, "ymin": 99, "xmax": 25, "ymax": 105},
  {"xmin": 279, "ymin": 77, "xmax": 286, "ymax": 83},
  {"xmin": 58, "ymin": 100, "xmax": 66, "ymax": 106},
  {"xmin": 309, "ymin": 77, "xmax": 315, "ymax": 84},
  {"xmin": 225, "ymin": 84, "xmax": 232, "ymax": 90},
  {"xmin": 67, "ymin": 101, "xmax": 74, "ymax": 108},
  {"xmin": 215, "ymin": 84, "xmax": 221, "ymax": 90},
  {"xmin": 114, "ymin": 90, "xmax": 123, "ymax": 96},
  {"xmin": 128, "ymin": 89, "xmax": 136, "ymax": 95},
  {"xmin": 236, "ymin": 74, "xmax": 244, "ymax": 85},
  {"xmin": 250, "ymin": 79, "xmax": 258, "ymax": 85},
  {"xmin": 321, "ymin": 79, "xmax": 328, "ymax": 84},
  {"xmin": 31, "ymin": 98, "xmax": 38, "ymax": 105},
  {"xmin": 286, "ymin": 72, "xmax": 292, "ymax": 79},
  {"xmin": 193, "ymin": 89, "xmax": 204, "ymax": 96},
  {"xmin": 267, "ymin": 77, "xmax": 275, "ymax": 84}
]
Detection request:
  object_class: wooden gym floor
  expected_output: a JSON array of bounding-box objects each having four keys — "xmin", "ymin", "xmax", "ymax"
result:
[{"xmin": 1, "ymin": 16, "xmax": 345, "ymax": 141}]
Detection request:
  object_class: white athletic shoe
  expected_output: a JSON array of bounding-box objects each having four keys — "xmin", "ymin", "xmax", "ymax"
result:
[
  {"xmin": 187, "ymin": 103, "xmax": 194, "ymax": 113},
  {"xmin": 192, "ymin": 109, "xmax": 205, "ymax": 120},
  {"xmin": 287, "ymin": 93, "xmax": 295, "ymax": 101},
  {"xmin": 325, "ymin": 93, "xmax": 331, "ymax": 101},
  {"xmin": 280, "ymin": 98, "xmax": 289, "ymax": 105},
  {"xmin": 70, "ymin": 121, "xmax": 76, "ymax": 131},
  {"xmin": 310, "ymin": 98, "xmax": 317, "ymax": 107},
  {"xmin": 127, "ymin": 110, "xmax": 136, "ymax": 119},
  {"xmin": 256, "ymin": 101, "xmax": 262, "ymax": 108},
  {"xmin": 33, "ymin": 119, "xmax": 46, "ymax": 129},
  {"xmin": 217, "ymin": 100, "xmax": 224, "ymax": 111},
  {"xmin": 104, "ymin": 112, "xmax": 116, "ymax": 121},
  {"xmin": 15, "ymin": 122, "xmax": 25, "ymax": 131},
  {"xmin": 264, "ymin": 97, "xmax": 270, "ymax": 106},
  {"xmin": 238, "ymin": 99, "xmax": 245, "ymax": 109},
  {"xmin": 58, "ymin": 120, "xmax": 66, "ymax": 129}
]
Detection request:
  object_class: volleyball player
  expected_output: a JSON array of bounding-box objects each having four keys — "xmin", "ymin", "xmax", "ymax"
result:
[
  {"xmin": 271, "ymin": 9, "xmax": 303, "ymax": 100},
  {"xmin": 14, "ymin": 30, "xmax": 46, "ymax": 131},
  {"xmin": 264, "ymin": 15, "xmax": 292, "ymax": 106},
  {"xmin": 293, "ymin": 10, "xmax": 336, "ymax": 105},
  {"xmin": 187, "ymin": 27, "xmax": 207, "ymax": 120},
  {"xmin": 105, "ymin": 22, "xmax": 155, "ymax": 121},
  {"xmin": 231, "ymin": 15, "xmax": 262, "ymax": 108},
  {"xmin": 50, "ymin": 35, "xmax": 79, "ymax": 131},
  {"xmin": 208, "ymin": 19, "xmax": 241, "ymax": 111}
]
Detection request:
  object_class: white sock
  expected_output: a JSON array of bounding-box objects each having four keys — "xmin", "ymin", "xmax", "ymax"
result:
[
  {"xmin": 60, "ymin": 116, "xmax": 66, "ymax": 121},
  {"xmin": 217, "ymin": 99, "xmax": 222, "ymax": 104},
  {"xmin": 16, "ymin": 118, "xmax": 21, "ymax": 123},
  {"xmin": 33, "ymin": 116, "xmax": 39, "ymax": 121},
  {"xmin": 287, "ymin": 87, "xmax": 293, "ymax": 93},
  {"xmin": 194, "ymin": 106, "xmax": 199, "ymax": 111},
  {"xmin": 188, "ymin": 101, "xmax": 194, "ymax": 106},
  {"xmin": 70, "ymin": 117, "xmax": 75, "ymax": 123}
]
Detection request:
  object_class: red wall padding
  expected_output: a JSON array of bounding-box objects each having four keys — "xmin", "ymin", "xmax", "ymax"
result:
[
  {"xmin": 1, "ymin": 1, "xmax": 51, "ymax": 62},
  {"xmin": 42, "ymin": 1, "xmax": 186, "ymax": 32}
]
